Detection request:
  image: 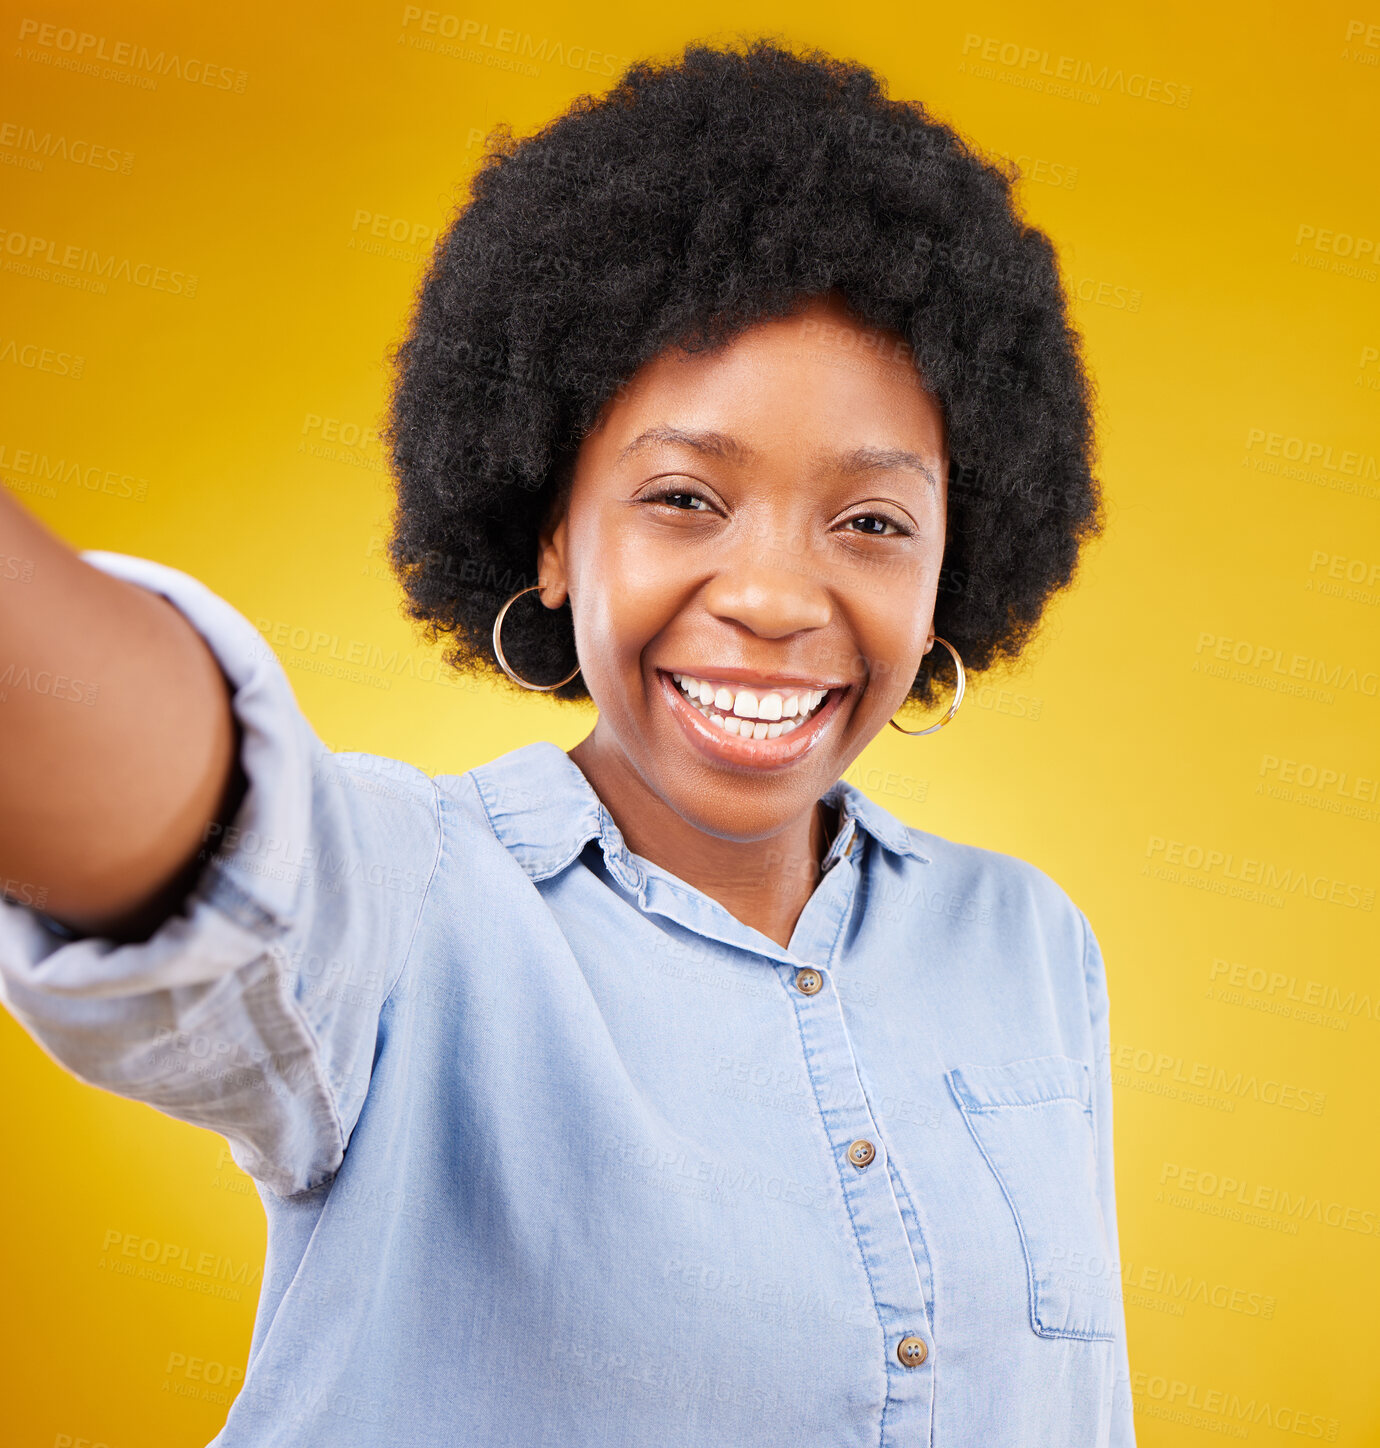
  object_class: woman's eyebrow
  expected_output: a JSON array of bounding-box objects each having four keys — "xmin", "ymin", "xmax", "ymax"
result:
[
  {"xmin": 616, "ymin": 426, "xmax": 752, "ymax": 465},
  {"xmin": 834, "ymin": 445, "xmax": 940, "ymax": 493},
  {"xmin": 617, "ymin": 427, "xmax": 939, "ymax": 493}
]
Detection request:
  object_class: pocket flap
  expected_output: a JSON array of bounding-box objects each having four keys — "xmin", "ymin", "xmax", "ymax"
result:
[{"xmin": 948, "ymin": 1054, "xmax": 1091, "ymax": 1115}]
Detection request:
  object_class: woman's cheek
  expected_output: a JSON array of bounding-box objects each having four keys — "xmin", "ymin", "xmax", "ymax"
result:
[
  {"xmin": 570, "ymin": 570, "xmax": 662, "ymax": 702},
  {"xmin": 850, "ymin": 599, "xmax": 935, "ymax": 700}
]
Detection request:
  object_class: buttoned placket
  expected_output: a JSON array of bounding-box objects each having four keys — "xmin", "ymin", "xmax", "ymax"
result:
[
  {"xmin": 606, "ymin": 808, "xmax": 936, "ymax": 1447},
  {"xmin": 780, "ymin": 819, "xmax": 935, "ymax": 1446}
]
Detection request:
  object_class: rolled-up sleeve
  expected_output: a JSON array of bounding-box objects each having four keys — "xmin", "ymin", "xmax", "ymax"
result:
[
  {"xmin": 1079, "ymin": 908, "xmax": 1137, "ymax": 1445},
  {"xmin": 0, "ymin": 551, "xmax": 443, "ymax": 1198}
]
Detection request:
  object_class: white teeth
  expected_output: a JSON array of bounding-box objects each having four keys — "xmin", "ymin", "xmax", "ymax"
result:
[{"xmin": 671, "ymin": 671, "xmax": 833, "ymax": 739}]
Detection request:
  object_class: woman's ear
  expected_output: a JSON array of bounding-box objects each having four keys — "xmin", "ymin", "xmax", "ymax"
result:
[{"xmin": 536, "ymin": 482, "xmax": 571, "ymax": 609}]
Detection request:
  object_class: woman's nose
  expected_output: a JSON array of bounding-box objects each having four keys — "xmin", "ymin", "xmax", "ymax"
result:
[{"xmin": 699, "ymin": 554, "xmax": 833, "ymax": 639}]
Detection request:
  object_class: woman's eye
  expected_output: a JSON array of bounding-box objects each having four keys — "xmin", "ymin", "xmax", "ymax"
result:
[
  {"xmin": 846, "ymin": 514, "xmax": 903, "ymax": 536},
  {"xmin": 654, "ymin": 491, "xmax": 711, "ymax": 511}
]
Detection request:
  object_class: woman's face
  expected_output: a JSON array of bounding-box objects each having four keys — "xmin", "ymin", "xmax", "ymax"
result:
[{"xmin": 538, "ymin": 291, "xmax": 949, "ymax": 843}]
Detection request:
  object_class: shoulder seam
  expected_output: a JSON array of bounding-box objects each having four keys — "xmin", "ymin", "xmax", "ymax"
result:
[
  {"xmin": 248, "ymin": 954, "xmax": 348, "ymax": 1199},
  {"xmin": 381, "ymin": 773, "xmax": 446, "ymax": 1015},
  {"xmin": 1078, "ymin": 906, "xmax": 1105, "ymax": 991},
  {"xmin": 465, "ymin": 766, "xmax": 508, "ymax": 847}
]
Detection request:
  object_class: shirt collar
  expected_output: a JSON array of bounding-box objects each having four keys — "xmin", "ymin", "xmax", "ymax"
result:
[{"xmin": 468, "ymin": 740, "xmax": 930, "ymax": 886}]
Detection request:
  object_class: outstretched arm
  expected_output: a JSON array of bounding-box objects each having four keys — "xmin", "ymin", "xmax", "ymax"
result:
[{"xmin": 0, "ymin": 491, "xmax": 244, "ymax": 941}]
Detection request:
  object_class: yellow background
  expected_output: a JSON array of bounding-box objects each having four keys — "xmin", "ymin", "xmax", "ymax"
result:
[{"xmin": 3, "ymin": 1, "xmax": 1378, "ymax": 1443}]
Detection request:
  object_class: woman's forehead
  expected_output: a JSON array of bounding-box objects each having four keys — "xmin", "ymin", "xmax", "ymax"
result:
[{"xmin": 577, "ymin": 307, "xmax": 945, "ymax": 470}]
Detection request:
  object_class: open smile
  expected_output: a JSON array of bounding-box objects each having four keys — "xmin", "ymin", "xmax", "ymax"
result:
[{"xmin": 656, "ymin": 668, "xmax": 848, "ymax": 769}]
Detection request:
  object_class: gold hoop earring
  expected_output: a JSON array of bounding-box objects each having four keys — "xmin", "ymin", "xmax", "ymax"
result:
[
  {"xmin": 888, "ymin": 636, "xmax": 965, "ymax": 736},
  {"xmin": 492, "ymin": 585, "xmax": 581, "ymax": 692}
]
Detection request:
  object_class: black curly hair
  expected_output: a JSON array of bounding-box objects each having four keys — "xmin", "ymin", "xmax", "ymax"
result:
[{"xmin": 383, "ymin": 35, "xmax": 1102, "ymax": 706}]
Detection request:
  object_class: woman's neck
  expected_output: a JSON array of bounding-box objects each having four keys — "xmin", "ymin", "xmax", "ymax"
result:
[{"xmin": 568, "ymin": 732, "xmax": 837, "ymax": 951}]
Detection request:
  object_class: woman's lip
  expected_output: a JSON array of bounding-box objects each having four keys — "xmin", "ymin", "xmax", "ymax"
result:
[
  {"xmin": 656, "ymin": 668, "xmax": 847, "ymax": 771},
  {"xmin": 668, "ymin": 668, "xmax": 847, "ymax": 692}
]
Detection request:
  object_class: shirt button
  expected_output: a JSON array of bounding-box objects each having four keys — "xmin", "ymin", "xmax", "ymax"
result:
[
  {"xmin": 897, "ymin": 1336, "xmax": 928, "ymax": 1368},
  {"xmin": 794, "ymin": 968, "xmax": 823, "ymax": 995},
  {"xmin": 847, "ymin": 1139, "xmax": 876, "ymax": 1169}
]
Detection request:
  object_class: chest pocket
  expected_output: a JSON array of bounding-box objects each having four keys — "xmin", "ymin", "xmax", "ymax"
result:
[{"xmin": 947, "ymin": 1054, "xmax": 1119, "ymax": 1342}]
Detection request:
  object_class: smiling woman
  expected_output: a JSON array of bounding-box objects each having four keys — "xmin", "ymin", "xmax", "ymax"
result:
[{"xmin": 0, "ymin": 36, "xmax": 1128, "ymax": 1448}]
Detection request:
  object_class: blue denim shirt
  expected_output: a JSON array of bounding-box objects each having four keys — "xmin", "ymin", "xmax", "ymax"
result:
[{"xmin": 0, "ymin": 551, "xmax": 1135, "ymax": 1447}]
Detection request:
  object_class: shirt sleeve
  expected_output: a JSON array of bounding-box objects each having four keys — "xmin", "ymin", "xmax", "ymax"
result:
[
  {"xmin": 1079, "ymin": 907, "xmax": 1137, "ymax": 1446},
  {"xmin": 0, "ymin": 550, "xmax": 444, "ymax": 1199}
]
